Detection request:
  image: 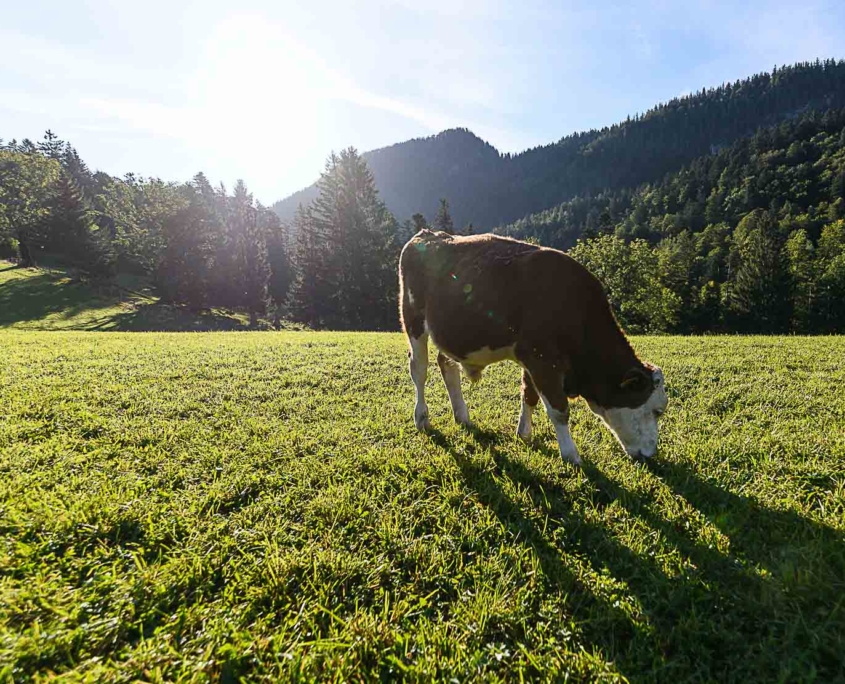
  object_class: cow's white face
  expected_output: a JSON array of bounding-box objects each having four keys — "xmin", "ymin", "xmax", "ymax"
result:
[{"xmin": 587, "ymin": 367, "xmax": 668, "ymax": 459}]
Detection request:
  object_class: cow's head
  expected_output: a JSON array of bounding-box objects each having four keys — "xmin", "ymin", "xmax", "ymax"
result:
[{"xmin": 586, "ymin": 366, "xmax": 668, "ymax": 459}]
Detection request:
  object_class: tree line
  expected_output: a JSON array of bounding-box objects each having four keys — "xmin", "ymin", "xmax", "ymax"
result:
[
  {"xmin": 0, "ymin": 133, "xmax": 293, "ymax": 325},
  {"xmin": 0, "ymin": 132, "xmax": 462, "ymax": 330}
]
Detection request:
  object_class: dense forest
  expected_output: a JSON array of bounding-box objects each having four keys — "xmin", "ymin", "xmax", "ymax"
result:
[
  {"xmin": 274, "ymin": 59, "xmax": 845, "ymax": 230},
  {"xmin": 2, "ymin": 60, "xmax": 845, "ymax": 333}
]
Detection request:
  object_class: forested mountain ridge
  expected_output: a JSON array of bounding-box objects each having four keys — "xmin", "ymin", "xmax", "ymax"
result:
[
  {"xmin": 500, "ymin": 107, "xmax": 845, "ymax": 250},
  {"xmin": 273, "ymin": 60, "xmax": 845, "ymax": 230}
]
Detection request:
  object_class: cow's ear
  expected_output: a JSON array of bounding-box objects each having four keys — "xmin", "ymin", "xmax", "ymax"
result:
[{"xmin": 620, "ymin": 367, "xmax": 651, "ymax": 393}]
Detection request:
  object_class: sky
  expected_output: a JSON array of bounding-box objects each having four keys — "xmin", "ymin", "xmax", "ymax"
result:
[{"xmin": 2, "ymin": 0, "xmax": 844, "ymax": 204}]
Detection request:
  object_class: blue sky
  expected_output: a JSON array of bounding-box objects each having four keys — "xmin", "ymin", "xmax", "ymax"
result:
[{"xmin": 2, "ymin": 0, "xmax": 844, "ymax": 203}]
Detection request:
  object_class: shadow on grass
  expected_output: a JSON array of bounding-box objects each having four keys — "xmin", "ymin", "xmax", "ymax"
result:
[
  {"xmin": 0, "ymin": 268, "xmax": 250, "ymax": 331},
  {"xmin": 0, "ymin": 271, "xmax": 117, "ymax": 327},
  {"xmin": 90, "ymin": 302, "xmax": 249, "ymax": 332},
  {"xmin": 432, "ymin": 425, "xmax": 844, "ymax": 682}
]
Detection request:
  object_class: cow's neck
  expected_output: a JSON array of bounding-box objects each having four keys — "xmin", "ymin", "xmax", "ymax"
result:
[{"xmin": 569, "ymin": 322, "xmax": 643, "ymax": 407}]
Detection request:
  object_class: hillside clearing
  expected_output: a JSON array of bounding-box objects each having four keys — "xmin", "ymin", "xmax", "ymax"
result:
[
  {"xmin": 1, "ymin": 332, "xmax": 844, "ymax": 681},
  {"xmin": 0, "ymin": 261, "xmax": 256, "ymax": 332}
]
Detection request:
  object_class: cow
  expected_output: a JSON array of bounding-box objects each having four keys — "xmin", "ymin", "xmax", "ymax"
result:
[{"xmin": 398, "ymin": 230, "xmax": 668, "ymax": 465}]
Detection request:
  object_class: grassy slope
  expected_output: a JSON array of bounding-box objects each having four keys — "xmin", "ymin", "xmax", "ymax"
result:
[
  {"xmin": 1, "ymin": 332, "xmax": 843, "ymax": 682},
  {"xmin": 0, "ymin": 261, "xmax": 253, "ymax": 331}
]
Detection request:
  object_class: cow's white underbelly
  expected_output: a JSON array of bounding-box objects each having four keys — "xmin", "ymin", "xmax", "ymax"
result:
[{"xmin": 460, "ymin": 344, "xmax": 517, "ymax": 367}]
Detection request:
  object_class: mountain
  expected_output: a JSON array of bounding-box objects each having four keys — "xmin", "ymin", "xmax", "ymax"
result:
[
  {"xmin": 500, "ymin": 106, "xmax": 845, "ymax": 249},
  {"xmin": 272, "ymin": 59, "xmax": 845, "ymax": 231},
  {"xmin": 272, "ymin": 128, "xmax": 503, "ymax": 229}
]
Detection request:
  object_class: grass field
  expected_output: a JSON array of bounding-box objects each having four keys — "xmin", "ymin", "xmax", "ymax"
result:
[{"xmin": 1, "ymin": 330, "xmax": 843, "ymax": 682}]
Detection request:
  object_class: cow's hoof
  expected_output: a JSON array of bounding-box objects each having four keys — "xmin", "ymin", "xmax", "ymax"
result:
[
  {"xmin": 454, "ymin": 410, "xmax": 471, "ymax": 427},
  {"xmin": 414, "ymin": 404, "xmax": 430, "ymax": 431},
  {"xmin": 561, "ymin": 450, "xmax": 582, "ymax": 466},
  {"xmin": 516, "ymin": 429, "xmax": 533, "ymax": 443}
]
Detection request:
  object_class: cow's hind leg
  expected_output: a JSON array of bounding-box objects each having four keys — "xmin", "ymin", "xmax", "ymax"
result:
[
  {"xmin": 517, "ymin": 369, "xmax": 539, "ymax": 441},
  {"xmin": 520, "ymin": 360, "xmax": 581, "ymax": 465},
  {"xmin": 437, "ymin": 352, "xmax": 470, "ymax": 426},
  {"xmin": 408, "ymin": 332, "xmax": 430, "ymax": 430}
]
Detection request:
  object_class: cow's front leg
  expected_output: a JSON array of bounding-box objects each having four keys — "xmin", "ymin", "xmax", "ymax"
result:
[
  {"xmin": 521, "ymin": 362, "xmax": 581, "ymax": 465},
  {"xmin": 437, "ymin": 352, "xmax": 470, "ymax": 426},
  {"xmin": 540, "ymin": 394, "xmax": 580, "ymax": 465},
  {"xmin": 517, "ymin": 369, "xmax": 538, "ymax": 441},
  {"xmin": 408, "ymin": 333, "xmax": 430, "ymax": 430}
]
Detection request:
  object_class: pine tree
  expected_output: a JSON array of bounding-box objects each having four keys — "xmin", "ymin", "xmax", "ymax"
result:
[
  {"xmin": 266, "ymin": 214, "xmax": 293, "ymax": 317},
  {"xmin": 287, "ymin": 149, "xmax": 398, "ymax": 329},
  {"xmin": 433, "ymin": 198, "xmax": 454, "ymax": 234},
  {"xmin": 726, "ymin": 210, "xmax": 790, "ymax": 332},
  {"xmin": 37, "ymin": 130, "xmax": 65, "ymax": 160},
  {"xmin": 288, "ymin": 204, "xmax": 331, "ymax": 326},
  {"xmin": 45, "ymin": 171, "xmax": 113, "ymax": 276},
  {"xmin": 785, "ymin": 229, "xmax": 816, "ymax": 331},
  {"xmin": 230, "ymin": 180, "xmax": 270, "ymax": 326}
]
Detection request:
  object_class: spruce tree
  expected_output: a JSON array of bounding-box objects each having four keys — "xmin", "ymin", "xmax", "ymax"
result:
[
  {"xmin": 46, "ymin": 171, "xmax": 113, "ymax": 276},
  {"xmin": 230, "ymin": 181, "xmax": 270, "ymax": 326},
  {"xmin": 287, "ymin": 149, "xmax": 397, "ymax": 329},
  {"xmin": 433, "ymin": 198, "xmax": 454, "ymax": 234},
  {"xmin": 266, "ymin": 214, "xmax": 293, "ymax": 317},
  {"xmin": 726, "ymin": 210, "xmax": 790, "ymax": 332},
  {"xmin": 785, "ymin": 229, "xmax": 816, "ymax": 331},
  {"xmin": 157, "ymin": 176, "xmax": 217, "ymax": 308},
  {"xmin": 288, "ymin": 204, "xmax": 331, "ymax": 326}
]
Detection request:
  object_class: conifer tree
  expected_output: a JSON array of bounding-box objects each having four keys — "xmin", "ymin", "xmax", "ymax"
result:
[
  {"xmin": 288, "ymin": 204, "xmax": 331, "ymax": 326},
  {"xmin": 266, "ymin": 214, "xmax": 293, "ymax": 316},
  {"xmin": 725, "ymin": 210, "xmax": 790, "ymax": 332},
  {"xmin": 157, "ymin": 177, "xmax": 215, "ymax": 307},
  {"xmin": 287, "ymin": 149, "xmax": 397, "ymax": 329},
  {"xmin": 433, "ymin": 198, "xmax": 454, "ymax": 234},
  {"xmin": 230, "ymin": 180, "xmax": 270, "ymax": 326},
  {"xmin": 46, "ymin": 171, "xmax": 106, "ymax": 273},
  {"xmin": 785, "ymin": 228, "xmax": 816, "ymax": 331}
]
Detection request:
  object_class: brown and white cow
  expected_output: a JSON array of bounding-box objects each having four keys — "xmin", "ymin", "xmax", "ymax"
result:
[{"xmin": 398, "ymin": 230, "xmax": 668, "ymax": 465}]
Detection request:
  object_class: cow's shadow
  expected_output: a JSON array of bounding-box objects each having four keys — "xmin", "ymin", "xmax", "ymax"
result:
[{"xmin": 428, "ymin": 425, "xmax": 844, "ymax": 682}]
